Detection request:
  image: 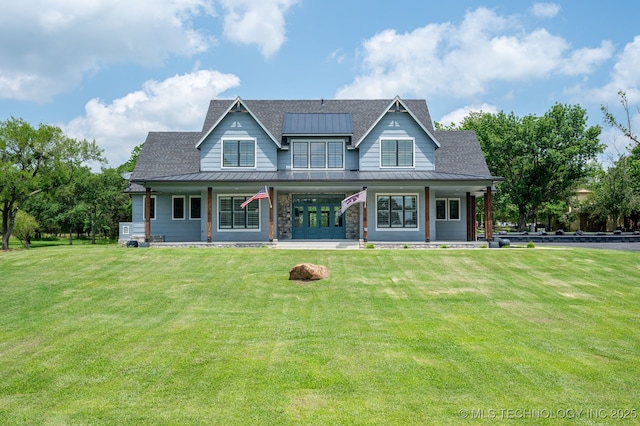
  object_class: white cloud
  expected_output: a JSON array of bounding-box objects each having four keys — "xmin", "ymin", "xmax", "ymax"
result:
[
  {"xmin": 219, "ymin": 0, "xmax": 298, "ymax": 58},
  {"xmin": 63, "ymin": 70, "xmax": 241, "ymax": 167},
  {"xmin": 531, "ymin": 3, "xmax": 561, "ymax": 18},
  {"xmin": 438, "ymin": 103, "xmax": 499, "ymax": 127},
  {"xmin": 585, "ymin": 35, "xmax": 640, "ymax": 104},
  {"xmin": 335, "ymin": 7, "xmax": 613, "ymax": 99},
  {"xmin": 0, "ymin": 0, "xmax": 216, "ymax": 102}
]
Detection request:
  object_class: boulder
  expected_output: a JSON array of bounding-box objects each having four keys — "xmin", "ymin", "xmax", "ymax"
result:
[{"xmin": 289, "ymin": 263, "xmax": 330, "ymax": 281}]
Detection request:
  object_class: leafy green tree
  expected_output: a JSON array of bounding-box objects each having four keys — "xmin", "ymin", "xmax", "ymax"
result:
[
  {"xmin": 0, "ymin": 118, "xmax": 103, "ymax": 250},
  {"xmin": 586, "ymin": 156, "xmax": 640, "ymax": 230},
  {"xmin": 454, "ymin": 104, "xmax": 603, "ymax": 231},
  {"xmin": 11, "ymin": 210, "xmax": 39, "ymax": 248}
]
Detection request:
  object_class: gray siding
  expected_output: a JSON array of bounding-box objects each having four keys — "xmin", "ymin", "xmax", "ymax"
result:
[
  {"xmin": 200, "ymin": 113, "xmax": 277, "ymax": 171},
  {"xmin": 434, "ymin": 194, "xmax": 467, "ymax": 241},
  {"xmin": 132, "ymin": 194, "xmax": 201, "ymax": 242},
  {"xmin": 359, "ymin": 112, "xmax": 436, "ymax": 171}
]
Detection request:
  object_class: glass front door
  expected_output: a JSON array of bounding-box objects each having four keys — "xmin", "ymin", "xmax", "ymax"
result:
[{"xmin": 292, "ymin": 194, "xmax": 346, "ymax": 239}]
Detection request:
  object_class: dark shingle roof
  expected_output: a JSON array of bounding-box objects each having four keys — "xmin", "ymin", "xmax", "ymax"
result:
[
  {"xmin": 132, "ymin": 131, "xmax": 201, "ymax": 180},
  {"xmin": 434, "ymin": 130, "xmax": 492, "ymax": 177},
  {"xmin": 132, "ymin": 98, "xmax": 496, "ymax": 183},
  {"xmin": 201, "ymin": 99, "xmax": 436, "ymax": 146}
]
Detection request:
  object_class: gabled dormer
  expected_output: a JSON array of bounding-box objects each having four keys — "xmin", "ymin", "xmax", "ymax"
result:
[{"xmin": 355, "ymin": 97, "xmax": 440, "ymax": 172}]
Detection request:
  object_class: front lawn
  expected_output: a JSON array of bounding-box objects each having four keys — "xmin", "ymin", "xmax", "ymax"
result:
[{"xmin": 1, "ymin": 246, "xmax": 639, "ymax": 425}]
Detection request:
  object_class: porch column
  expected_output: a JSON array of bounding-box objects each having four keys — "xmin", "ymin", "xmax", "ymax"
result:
[
  {"xmin": 362, "ymin": 186, "xmax": 368, "ymax": 242},
  {"xmin": 145, "ymin": 187, "xmax": 151, "ymax": 242},
  {"xmin": 425, "ymin": 187, "xmax": 430, "ymax": 242},
  {"xmin": 268, "ymin": 187, "xmax": 274, "ymax": 241},
  {"xmin": 471, "ymin": 195, "xmax": 477, "ymax": 241},
  {"xmin": 466, "ymin": 192, "xmax": 472, "ymax": 241},
  {"xmin": 484, "ymin": 187, "xmax": 493, "ymax": 241},
  {"xmin": 207, "ymin": 187, "xmax": 212, "ymax": 243}
]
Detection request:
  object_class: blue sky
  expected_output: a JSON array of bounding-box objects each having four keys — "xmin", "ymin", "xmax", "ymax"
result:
[{"xmin": 1, "ymin": 1, "xmax": 639, "ymax": 167}]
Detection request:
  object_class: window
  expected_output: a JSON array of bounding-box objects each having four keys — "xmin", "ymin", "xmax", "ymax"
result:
[
  {"xmin": 222, "ymin": 139, "xmax": 256, "ymax": 168},
  {"xmin": 143, "ymin": 195, "xmax": 156, "ymax": 220},
  {"xmin": 436, "ymin": 199, "xmax": 447, "ymax": 220},
  {"xmin": 436, "ymin": 198, "xmax": 461, "ymax": 221},
  {"xmin": 449, "ymin": 199, "xmax": 460, "ymax": 221},
  {"xmin": 380, "ymin": 139, "xmax": 414, "ymax": 167},
  {"xmin": 173, "ymin": 196, "xmax": 185, "ymax": 220},
  {"xmin": 292, "ymin": 140, "xmax": 344, "ymax": 169},
  {"xmin": 190, "ymin": 196, "xmax": 201, "ymax": 220},
  {"xmin": 376, "ymin": 195, "xmax": 418, "ymax": 229},
  {"xmin": 218, "ymin": 196, "xmax": 259, "ymax": 230}
]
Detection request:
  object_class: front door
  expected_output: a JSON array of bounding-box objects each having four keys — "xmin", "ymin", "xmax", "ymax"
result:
[{"xmin": 292, "ymin": 194, "xmax": 346, "ymax": 239}]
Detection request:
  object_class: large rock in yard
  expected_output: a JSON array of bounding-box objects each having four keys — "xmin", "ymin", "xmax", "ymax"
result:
[{"xmin": 289, "ymin": 263, "xmax": 330, "ymax": 281}]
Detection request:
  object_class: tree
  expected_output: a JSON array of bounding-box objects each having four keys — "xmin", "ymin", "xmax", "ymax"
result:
[
  {"xmin": 601, "ymin": 90, "xmax": 639, "ymax": 147},
  {"xmin": 586, "ymin": 156, "xmax": 640, "ymax": 230},
  {"xmin": 11, "ymin": 210, "xmax": 38, "ymax": 248},
  {"xmin": 456, "ymin": 104, "xmax": 603, "ymax": 231},
  {"xmin": 0, "ymin": 118, "xmax": 103, "ymax": 250}
]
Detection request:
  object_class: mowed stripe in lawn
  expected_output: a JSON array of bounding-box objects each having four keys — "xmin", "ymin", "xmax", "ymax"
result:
[{"xmin": 0, "ymin": 246, "xmax": 639, "ymax": 425}]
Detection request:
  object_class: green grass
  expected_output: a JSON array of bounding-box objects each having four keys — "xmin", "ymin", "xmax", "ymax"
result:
[{"xmin": 1, "ymin": 246, "xmax": 639, "ymax": 425}]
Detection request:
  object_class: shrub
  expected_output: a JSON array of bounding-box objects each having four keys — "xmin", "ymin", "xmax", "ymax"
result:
[{"xmin": 527, "ymin": 241, "xmax": 536, "ymax": 248}]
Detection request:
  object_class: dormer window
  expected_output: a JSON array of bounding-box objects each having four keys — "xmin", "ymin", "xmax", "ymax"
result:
[
  {"xmin": 380, "ymin": 138, "xmax": 414, "ymax": 168},
  {"xmin": 222, "ymin": 138, "xmax": 256, "ymax": 168},
  {"xmin": 292, "ymin": 139, "xmax": 344, "ymax": 169}
]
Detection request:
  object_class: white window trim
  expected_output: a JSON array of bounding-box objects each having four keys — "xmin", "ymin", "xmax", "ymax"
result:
[
  {"xmin": 189, "ymin": 196, "xmax": 202, "ymax": 220},
  {"xmin": 379, "ymin": 137, "xmax": 416, "ymax": 169},
  {"xmin": 122, "ymin": 225, "xmax": 130, "ymax": 235},
  {"xmin": 142, "ymin": 195, "xmax": 157, "ymax": 221},
  {"xmin": 290, "ymin": 138, "xmax": 346, "ymax": 170},
  {"xmin": 172, "ymin": 195, "xmax": 186, "ymax": 220},
  {"xmin": 221, "ymin": 137, "xmax": 257, "ymax": 169},
  {"xmin": 216, "ymin": 194, "xmax": 262, "ymax": 232},
  {"xmin": 435, "ymin": 197, "xmax": 461, "ymax": 221},
  {"xmin": 374, "ymin": 193, "xmax": 420, "ymax": 232}
]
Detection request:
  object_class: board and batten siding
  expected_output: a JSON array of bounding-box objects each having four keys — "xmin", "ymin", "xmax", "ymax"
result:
[
  {"xmin": 199, "ymin": 113, "xmax": 277, "ymax": 172},
  {"xmin": 358, "ymin": 112, "xmax": 436, "ymax": 172}
]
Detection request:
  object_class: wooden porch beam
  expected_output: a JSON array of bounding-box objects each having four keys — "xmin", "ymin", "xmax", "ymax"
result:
[
  {"xmin": 207, "ymin": 187, "xmax": 212, "ymax": 243},
  {"xmin": 145, "ymin": 187, "xmax": 151, "ymax": 242},
  {"xmin": 269, "ymin": 187, "xmax": 274, "ymax": 241},
  {"xmin": 484, "ymin": 187, "xmax": 493, "ymax": 241},
  {"xmin": 425, "ymin": 187, "xmax": 430, "ymax": 242}
]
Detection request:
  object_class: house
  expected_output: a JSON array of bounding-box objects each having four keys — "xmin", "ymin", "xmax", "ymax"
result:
[{"xmin": 119, "ymin": 96, "xmax": 500, "ymax": 245}]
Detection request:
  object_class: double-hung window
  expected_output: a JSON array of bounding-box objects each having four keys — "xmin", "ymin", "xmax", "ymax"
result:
[
  {"xmin": 292, "ymin": 140, "xmax": 344, "ymax": 169},
  {"xmin": 172, "ymin": 196, "xmax": 185, "ymax": 220},
  {"xmin": 376, "ymin": 195, "xmax": 418, "ymax": 229},
  {"xmin": 218, "ymin": 196, "xmax": 259, "ymax": 230},
  {"xmin": 222, "ymin": 139, "xmax": 256, "ymax": 168},
  {"xmin": 189, "ymin": 196, "xmax": 201, "ymax": 220},
  {"xmin": 380, "ymin": 139, "xmax": 414, "ymax": 167}
]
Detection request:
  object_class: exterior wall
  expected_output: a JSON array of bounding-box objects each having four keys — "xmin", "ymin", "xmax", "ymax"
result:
[
  {"xmin": 434, "ymin": 193, "xmax": 468, "ymax": 241},
  {"xmin": 199, "ymin": 113, "xmax": 277, "ymax": 171},
  {"xmin": 366, "ymin": 187, "xmax": 426, "ymax": 242},
  {"xmin": 131, "ymin": 194, "xmax": 201, "ymax": 242},
  {"xmin": 209, "ymin": 190, "xmax": 271, "ymax": 242},
  {"xmin": 277, "ymin": 192, "xmax": 292, "ymax": 240},
  {"xmin": 358, "ymin": 112, "xmax": 436, "ymax": 172}
]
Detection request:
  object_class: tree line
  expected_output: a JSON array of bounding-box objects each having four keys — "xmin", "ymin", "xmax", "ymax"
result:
[
  {"xmin": 2, "ymin": 93, "xmax": 639, "ymax": 250},
  {"xmin": 1, "ymin": 117, "xmax": 139, "ymax": 250},
  {"xmin": 438, "ymin": 93, "xmax": 640, "ymax": 233}
]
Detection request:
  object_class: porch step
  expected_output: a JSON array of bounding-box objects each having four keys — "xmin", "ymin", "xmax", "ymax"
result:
[{"xmin": 275, "ymin": 240, "xmax": 360, "ymax": 250}]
